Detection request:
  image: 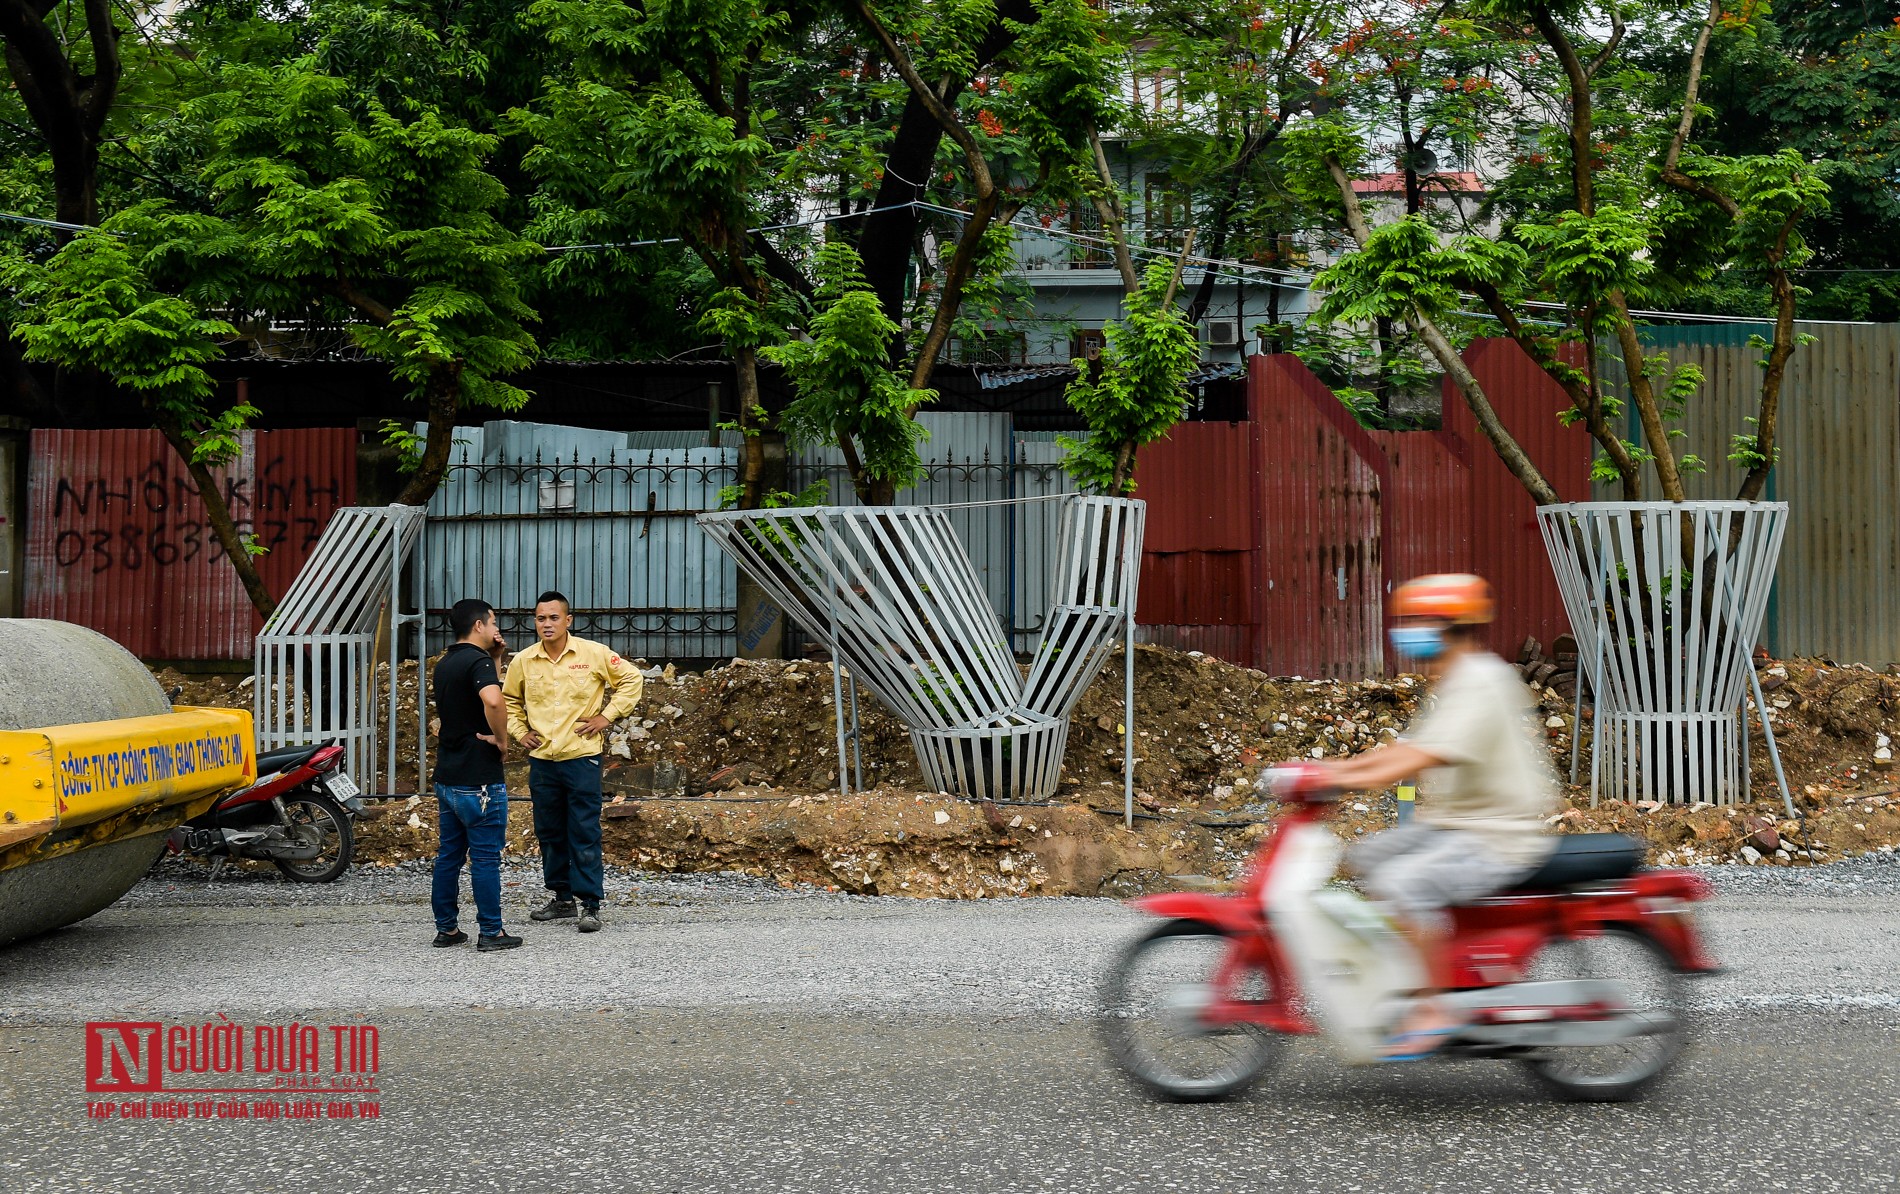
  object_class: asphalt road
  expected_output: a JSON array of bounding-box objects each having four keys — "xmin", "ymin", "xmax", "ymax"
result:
[{"xmin": 1, "ymin": 863, "xmax": 1896, "ymax": 1193}]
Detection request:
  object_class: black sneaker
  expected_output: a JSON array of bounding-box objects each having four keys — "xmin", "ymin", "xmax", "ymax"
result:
[
  {"xmin": 477, "ymin": 932, "xmax": 523, "ymax": 952},
  {"xmin": 432, "ymin": 930, "xmax": 468, "ymax": 948},
  {"xmin": 531, "ymin": 897, "xmax": 578, "ymax": 922},
  {"xmin": 577, "ymin": 906, "xmax": 601, "ymax": 933}
]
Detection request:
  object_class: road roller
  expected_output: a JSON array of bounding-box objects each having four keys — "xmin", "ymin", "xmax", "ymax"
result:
[{"xmin": 0, "ymin": 619, "xmax": 256, "ymax": 948}]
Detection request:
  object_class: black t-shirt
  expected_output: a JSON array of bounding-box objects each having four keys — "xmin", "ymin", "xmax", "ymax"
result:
[{"xmin": 433, "ymin": 643, "xmax": 504, "ymax": 786}]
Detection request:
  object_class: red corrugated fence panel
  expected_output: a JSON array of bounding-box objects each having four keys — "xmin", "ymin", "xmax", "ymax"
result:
[
  {"xmin": 26, "ymin": 428, "xmax": 253, "ymax": 659},
  {"xmin": 254, "ymin": 428, "xmax": 358, "ymax": 603},
  {"xmin": 1135, "ymin": 423, "xmax": 1255, "ymax": 552},
  {"xmin": 1373, "ymin": 426, "xmax": 1472, "ymax": 586},
  {"xmin": 25, "ymin": 428, "xmax": 356, "ymax": 660},
  {"xmin": 1251, "ymin": 356, "xmax": 1383, "ymax": 679},
  {"xmin": 1450, "ymin": 340, "xmax": 1592, "ymax": 655},
  {"xmin": 1137, "ymin": 550, "xmax": 1253, "ymax": 626}
]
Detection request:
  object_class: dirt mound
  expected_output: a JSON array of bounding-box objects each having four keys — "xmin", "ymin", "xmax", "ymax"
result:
[{"xmin": 153, "ymin": 646, "xmax": 1900, "ymax": 895}]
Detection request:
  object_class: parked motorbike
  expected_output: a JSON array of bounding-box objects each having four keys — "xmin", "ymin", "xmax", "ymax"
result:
[
  {"xmin": 165, "ymin": 741, "xmax": 367, "ymax": 883},
  {"xmin": 1100, "ymin": 764, "xmax": 1719, "ymax": 1103}
]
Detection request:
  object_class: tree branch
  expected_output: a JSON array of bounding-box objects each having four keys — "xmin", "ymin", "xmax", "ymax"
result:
[
  {"xmin": 1658, "ymin": 0, "xmax": 1740, "ymax": 218},
  {"xmin": 1087, "ymin": 124, "xmax": 1139, "ymax": 293},
  {"xmin": 1585, "ymin": 9, "xmax": 1625, "ymax": 80},
  {"xmin": 848, "ymin": 0, "xmax": 994, "ymax": 196},
  {"xmin": 1528, "ymin": 4, "xmax": 1594, "ymax": 215},
  {"xmin": 1326, "ymin": 157, "xmax": 1559, "ymax": 506}
]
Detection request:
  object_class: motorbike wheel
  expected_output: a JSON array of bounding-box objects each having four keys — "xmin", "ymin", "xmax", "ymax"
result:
[
  {"xmin": 1098, "ymin": 919, "xmax": 1286, "ymax": 1103},
  {"xmin": 273, "ymin": 792, "xmax": 354, "ymax": 883},
  {"xmin": 1519, "ymin": 926, "xmax": 1688, "ymax": 1103}
]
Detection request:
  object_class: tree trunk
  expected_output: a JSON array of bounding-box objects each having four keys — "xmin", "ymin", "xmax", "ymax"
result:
[
  {"xmin": 0, "ymin": 0, "xmax": 120, "ymax": 233},
  {"xmin": 850, "ymin": 1, "xmax": 1031, "ymax": 332},
  {"xmin": 394, "ymin": 368, "xmax": 461, "ymax": 507},
  {"xmin": 156, "ymin": 419, "xmax": 277, "ymax": 621},
  {"xmin": 1326, "ymin": 157, "xmax": 1560, "ymax": 506},
  {"xmin": 905, "ymin": 189, "xmax": 1013, "ymax": 393},
  {"xmin": 733, "ymin": 345, "xmax": 766, "ymax": 509},
  {"xmin": 1086, "ymin": 126, "xmax": 1140, "ymax": 295}
]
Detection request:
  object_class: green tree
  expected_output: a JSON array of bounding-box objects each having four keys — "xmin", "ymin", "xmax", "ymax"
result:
[
  {"xmin": 518, "ymin": 0, "xmax": 805, "ymax": 508},
  {"xmin": 1, "ymin": 230, "xmax": 279, "ymax": 614},
  {"xmin": 1676, "ymin": 3, "xmax": 1900, "ymax": 320},
  {"xmin": 1061, "ymin": 256, "xmax": 1200, "ymax": 494},
  {"xmin": 764, "ymin": 241, "xmax": 933, "ymax": 501},
  {"xmin": 1294, "ymin": 0, "xmax": 1830, "ymax": 506},
  {"xmin": 847, "ymin": 0, "xmax": 1113, "ymax": 391},
  {"xmin": 185, "ymin": 58, "xmax": 539, "ymax": 508}
]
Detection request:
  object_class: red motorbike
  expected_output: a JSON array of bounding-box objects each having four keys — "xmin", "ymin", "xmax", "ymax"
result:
[
  {"xmin": 1100, "ymin": 764, "xmax": 1719, "ymax": 1103},
  {"xmin": 165, "ymin": 741, "xmax": 366, "ymax": 883}
]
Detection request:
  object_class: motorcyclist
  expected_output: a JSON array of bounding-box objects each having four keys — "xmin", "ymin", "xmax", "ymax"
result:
[{"xmin": 1306, "ymin": 573, "xmax": 1559, "ymax": 1057}]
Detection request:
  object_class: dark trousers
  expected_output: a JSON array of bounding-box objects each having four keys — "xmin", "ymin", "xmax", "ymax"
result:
[{"xmin": 529, "ymin": 755, "xmax": 604, "ymax": 906}]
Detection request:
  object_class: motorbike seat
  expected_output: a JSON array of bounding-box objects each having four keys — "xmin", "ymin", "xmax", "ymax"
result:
[
  {"xmin": 255, "ymin": 742, "xmax": 329, "ymax": 774},
  {"xmin": 1506, "ymin": 833, "xmax": 1644, "ymax": 890}
]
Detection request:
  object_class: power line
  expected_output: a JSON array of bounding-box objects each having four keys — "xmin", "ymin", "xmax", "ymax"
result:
[
  {"xmin": 7, "ymin": 200, "xmax": 1884, "ymax": 327},
  {"xmin": 0, "ymin": 210, "xmax": 108, "ymax": 233},
  {"xmin": 540, "ymin": 201, "xmax": 933, "ymax": 252}
]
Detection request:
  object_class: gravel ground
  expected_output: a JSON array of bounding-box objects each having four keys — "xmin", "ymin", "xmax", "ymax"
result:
[{"xmin": 2, "ymin": 853, "xmax": 1895, "ymax": 1025}]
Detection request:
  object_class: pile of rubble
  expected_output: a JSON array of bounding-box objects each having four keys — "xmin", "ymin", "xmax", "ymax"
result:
[{"xmin": 154, "ymin": 642, "xmax": 1900, "ymax": 894}]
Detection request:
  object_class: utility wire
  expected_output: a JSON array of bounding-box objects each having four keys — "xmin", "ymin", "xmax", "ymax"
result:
[{"xmin": 6, "ymin": 199, "xmax": 1881, "ymax": 326}]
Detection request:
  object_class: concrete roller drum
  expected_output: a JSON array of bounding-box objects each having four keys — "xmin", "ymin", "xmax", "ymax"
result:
[{"xmin": 0, "ymin": 619, "xmax": 256, "ymax": 948}]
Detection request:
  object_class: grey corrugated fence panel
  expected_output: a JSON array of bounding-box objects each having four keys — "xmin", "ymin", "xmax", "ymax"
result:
[
  {"xmin": 1012, "ymin": 438, "xmax": 1082, "ymax": 651},
  {"xmin": 425, "ymin": 444, "xmax": 740, "ymax": 659},
  {"xmin": 479, "ymin": 419, "xmax": 629, "ymax": 464},
  {"xmin": 1594, "ymin": 323, "xmax": 1900, "ymax": 663}
]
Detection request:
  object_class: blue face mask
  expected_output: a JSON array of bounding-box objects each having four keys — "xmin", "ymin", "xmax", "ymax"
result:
[{"xmin": 1388, "ymin": 625, "xmax": 1446, "ymax": 661}]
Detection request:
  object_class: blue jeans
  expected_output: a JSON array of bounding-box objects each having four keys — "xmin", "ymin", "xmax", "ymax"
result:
[
  {"xmin": 529, "ymin": 756, "xmax": 604, "ymax": 907},
  {"xmin": 432, "ymin": 782, "xmax": 509, "ymax": 937}
]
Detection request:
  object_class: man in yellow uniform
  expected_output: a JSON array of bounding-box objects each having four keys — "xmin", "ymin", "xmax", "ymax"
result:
[{"xmin": 502, "ymin": 590, "xmax": 643, "ymax": 934}]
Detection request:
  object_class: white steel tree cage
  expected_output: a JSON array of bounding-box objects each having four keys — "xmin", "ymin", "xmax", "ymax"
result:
[
  {"xmin": 1537, "ymin": 501, "xmax": 1792, "ymax": 807},
  {"xmin": 698, "ymin": 495, "xmax": 1144, "ymax": 809},
  {"xmin": 255, "ymin": 505, "xmax": 428, "ymax": 795}
]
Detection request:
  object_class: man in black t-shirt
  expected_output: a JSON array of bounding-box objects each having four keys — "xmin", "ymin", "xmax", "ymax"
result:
[{"xmin": 430, "ymin": 599, "xmax": 522, "ymax": 952}]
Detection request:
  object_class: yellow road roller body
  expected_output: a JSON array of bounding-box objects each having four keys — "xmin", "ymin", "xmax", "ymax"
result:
[{"xmin": 0, "ymin": 619, "xmax": 258, "ymax": 948}]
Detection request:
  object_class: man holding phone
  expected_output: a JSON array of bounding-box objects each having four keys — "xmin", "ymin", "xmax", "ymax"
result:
[
  {"xmin": 430, "ymin": 598, "xmax": 521, "ymax": 952},
  {"xmin": 502, "ymin": 591, "xmax": 643, "ymax": 934}
]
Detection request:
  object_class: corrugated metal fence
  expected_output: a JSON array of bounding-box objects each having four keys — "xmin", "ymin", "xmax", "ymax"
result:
[
  {"xmin": 28, "ymin": 325, "xmax": 1899, "ymax": 671},
  {"xmin": 1134, "ymin": 343, "xmax": 1594, "ymax": 677},
  {"xmin": 1596, "ymin": 323, "xmax": 1900, "ymax": 663},
  {"xmin": 24, "ymin": 428, "xmax": 355, "ymax": 659},
  {"xmin": 424, "ymin": 414, "xmax": 1081, "ymax": 659}
]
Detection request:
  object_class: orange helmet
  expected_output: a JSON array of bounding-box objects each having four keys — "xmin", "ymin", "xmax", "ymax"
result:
[{"xmin": 1390, "ymin": 573, "xmax": 1494, "ymax": 624}]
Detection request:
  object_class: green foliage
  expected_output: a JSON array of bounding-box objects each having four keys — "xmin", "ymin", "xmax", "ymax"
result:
[
  {"xmin": 717, "ymin": 478, "xmax": 829, "ymax": 511},
  {"xmin": 1513, "ymin": 206, "xmax": 1652, "ymax": 314},
  {"xmin": 2, "ymin": 231, "xmax": 247, "ymax": 464},
  {"xmin": 763, "ymin": 242, "xmax": 934, "ymax": 494},
  {"xmin": 1314, "ymin": 215, "xmax": 1527, "ymax": 326},
  {"xmin": 1677, "ymin": 9, "xmax": 1897, "ymax": 318},
  {"xmin": 377, "ymin": 417, "xmax": 430, "ymax": 473},
  {"xmin": 1060, "ymin": 258, "xmax": 1199, "ymax": 495},
  {"xmin": 185, "ymin": 58, "xmax": 540, "ymax": 413}
]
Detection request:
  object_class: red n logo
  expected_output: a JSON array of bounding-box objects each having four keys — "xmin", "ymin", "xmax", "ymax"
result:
[{"xmin": 85, "ymin": 1022, "xmax": 163, "ymax": 1092}]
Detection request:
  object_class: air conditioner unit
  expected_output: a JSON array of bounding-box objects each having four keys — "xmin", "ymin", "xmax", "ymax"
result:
[{"xmin": 1202, "ymin": 319, "xmax": 1240, "ymax": 347}]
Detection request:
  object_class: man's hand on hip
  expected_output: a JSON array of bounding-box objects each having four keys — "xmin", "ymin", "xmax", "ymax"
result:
[
  {"xmin": 575, "ymin": 715, "xmax": 612, "ymax": 738},
  {"xmin": 520, "ymin": 729, "xmax": 545, "ymax": 750}
]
